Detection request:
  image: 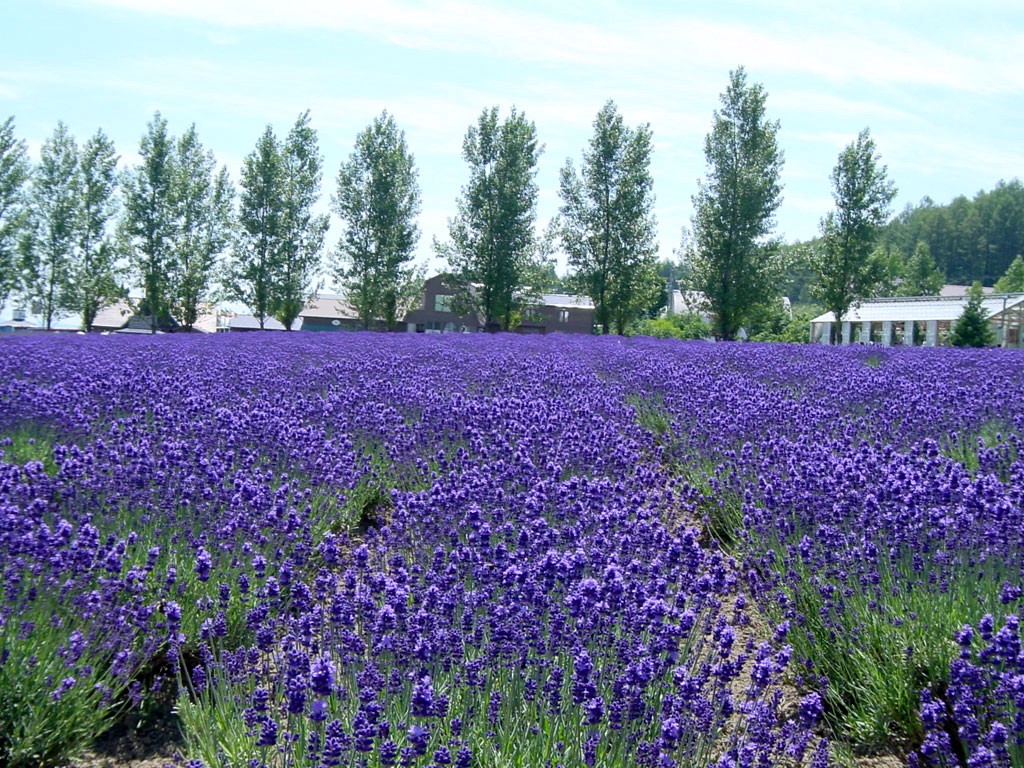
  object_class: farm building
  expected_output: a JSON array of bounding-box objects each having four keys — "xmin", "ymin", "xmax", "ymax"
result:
[
  {"xmin": 404, "ymin": 275, "xmax": 596, "ymax": 334},
  {"xmin": 810, "ymin": 293, "xmax": 1024, "ymax": 347},
  {"xmin": 299, "ymin": 294, "xmax": 364, "ymax": 331},
  {"xmin": 1, "ymin": 299, "xmax": 222, "ymax": 334},
  {"xmin": 0, "ymin": 304, "xmax": 82, "ymax": 333}
]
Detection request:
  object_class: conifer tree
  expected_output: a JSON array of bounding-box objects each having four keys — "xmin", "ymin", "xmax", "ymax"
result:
[{"xmin": 949, "ymin": 282, "xmax": 995, "ymax": 347}]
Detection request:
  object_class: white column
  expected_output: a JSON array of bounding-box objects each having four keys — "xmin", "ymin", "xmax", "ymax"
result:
[
  {"xmin": 925, "ymin": 320, "xmax": 938, "ymax": 346},
  {"xmin": 881, "ymin": 321, "xmax": 893, "ymax": 346},
  {"xmin": 818, "ymin": 322, "xmax": 832, "ymax": 344},
  {"xmin": 841, "ymin": 322, "xmax": 852, "ymax": 345},
  {"xmin": 903, "ymin": 320, "xmax": 915, "ymax": 346},
  {"xmin": 860, "ymin": 321, "xmax": 871, "ymax": 344}
]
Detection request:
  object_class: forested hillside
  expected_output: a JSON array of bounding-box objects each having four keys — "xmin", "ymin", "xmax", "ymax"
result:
[{"xmin": 881, "ymin": 179, "xmax": 1024, "ymax": 285}]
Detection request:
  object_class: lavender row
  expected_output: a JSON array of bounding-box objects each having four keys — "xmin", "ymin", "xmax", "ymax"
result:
[{"xmin": 3, "ymin": 334, "xmax": 1023, "ymax": 767}]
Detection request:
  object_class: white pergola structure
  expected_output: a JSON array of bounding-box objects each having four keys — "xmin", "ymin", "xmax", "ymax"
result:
[{"xmin": 810, "ymin": 293, "xmax": 1024, "ymax": 347}]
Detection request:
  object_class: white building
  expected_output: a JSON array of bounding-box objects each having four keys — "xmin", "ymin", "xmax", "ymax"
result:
[{"xmin": 810, "ymin": 293, "xmax": 1024, "ymax": 347}]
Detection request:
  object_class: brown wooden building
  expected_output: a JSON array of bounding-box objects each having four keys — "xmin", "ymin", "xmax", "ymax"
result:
[{"xmin": 403, "ymin": 275, "xmax": 596, "ymax": 335}]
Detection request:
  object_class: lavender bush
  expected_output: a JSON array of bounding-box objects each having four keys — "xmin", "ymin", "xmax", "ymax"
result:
[{"xmin": 2, "ymin": 333, "xmax": 1023, "ymax": 766}]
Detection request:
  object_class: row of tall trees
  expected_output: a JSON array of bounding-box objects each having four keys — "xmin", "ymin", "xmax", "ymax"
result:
[
  {"xmin": 0, "ymin": 100, "xmax": 661, "ymax": 335},
  {"xmin": 4, "ymin": 73, "xmax": 1019, "ymax": 338},
  {"xmin": 0, "ymin": 117, "xmax": 124, "ymax": 331},
  {"xmin": 0, "ymin": 112, "xmax": 331, "ymax": 332}
]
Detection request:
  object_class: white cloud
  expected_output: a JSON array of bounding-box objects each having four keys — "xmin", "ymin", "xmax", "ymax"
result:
[{"xmin": 71, "ymin": 0, "xmax": 1024, "ymax": 94}]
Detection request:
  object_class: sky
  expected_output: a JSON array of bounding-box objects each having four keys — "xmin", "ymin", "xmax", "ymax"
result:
[{"xmin": 2, "ymin": 0, "xmax": 1023, "ymax": 283}]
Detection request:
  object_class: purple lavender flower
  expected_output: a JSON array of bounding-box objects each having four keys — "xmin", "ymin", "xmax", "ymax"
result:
[
  {"xmin": 311, "ymin": 655, "xmax": 336, "ymax": 696},
  {"xmin": 194, "ymin": 547, "xmax": 212, "ymax": 582}
]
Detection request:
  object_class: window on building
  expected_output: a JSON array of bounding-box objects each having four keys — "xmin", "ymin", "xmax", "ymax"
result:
[
  {"xmin": 434, "ymin": 294, "xmax": 453, "ymax": 313},
  {"xmin": 559, "ymin": 309, "xmax": 569, "ymax": 323}
]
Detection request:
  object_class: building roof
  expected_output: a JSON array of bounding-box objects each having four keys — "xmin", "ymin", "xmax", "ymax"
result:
[
  {"xmin": 811, "ymin": 293, "xmax": 1024, "ymax": 324},
  {"xmin": 939, "ymin": 284, "xmax": 995, "ymax": 297},
  {"xmin": 0, "ymin": 309, "xmax": 84, "ymax": 331},
  {"xmin": 227, "ymin": 314, "xmax": 301, "ymax": 331},
  {"xmin": 541, "ymin": 293, "xmax": 595, "ymax": 310},
  {"xmin": 92, "ymin": 300, "xmax": 133, "ymax": 330},
  {"xmin": 300, "ymin": 294, "xmax": 360, "ymax": 320}
]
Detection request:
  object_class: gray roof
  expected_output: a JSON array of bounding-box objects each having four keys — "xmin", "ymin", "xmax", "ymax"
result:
[
  {"xmin": 541, "ymin": 293, "xmax": 595, "ymax": 310},
  {"xmin": 228, "ymin": 314, "xmax": 301, "ymax": 331},
  {"xmin": 812, "ymin": 293, "xmax": 1024, "ymax": 324},
  {"xmin": 300, "ymin": 295, "xmax": 360, "ymax": 320}
]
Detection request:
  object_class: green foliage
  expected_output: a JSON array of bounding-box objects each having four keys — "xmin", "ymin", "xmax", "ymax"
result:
[
  {"xmin": 0, "ymin": 423, "xmax": 59, "ymax": 475},
  {"xmin": 870, "ymin": 244, "xmax": 907, "ymax": 296},
  {"xmin": 776, "ymin": 240, "xmax": 819, "ymax": 305},
  {"xmin": 559, "ymin": 100, "xmax": 659, "ymax": 335},
  {"xmin": 749, "ymin": 304, "xmax": 819, "ymax": 344},
  {"xmin": 121, "ymin": 112, "xmax": 179, "ymax": 334},
  {"xmin": 812, "ymin": 128, "xmax": 897, "ymax": 340},
  {"xmin": 68, "ymin": 129, "xmax": 123, "ymax": 331},
  {"xmin": 0, "ymin": 597, "xmax": 135, "ymax": 767},
  {"xmin": 672, "ymin": 459, "xmax": 745, "ymax": 550},
  {"xmin": 940, "ymin": 419, "xmax": 1016, "ymax": 477},
  {"xmin": 438, "ymin": 106, "xmax": 543, "ymax": 331},
  {"xmin": 882, "ymin": 179, "xmax": 1024, "ymax": 285},
  {"xmin": 899, "ymin": 241, "xmax": 944, "ymax": 296},
  {"xmin": 228, "ymin": 124, "xmax": 285, "ymax": 329},
  {"xmin": 0, "ymin": 116, "xmax": 30, "ymax": 312},
  {"xmin": 769, "ymin": 541, "xmax": 1017, "ymax": 752},
  {"xmin": 274, "ymin": 110, "xmax": 329, "ymax": 332},
  {"xmin": 690, "ymin": 68, "xmax": 785, "ymax": 341},
  {"xmin": 631, "ymin": 312, "xmax": 709, "ymax": 340},
  {"xmin": 625, "ymin": 392, "xmax": 673, "ymax": 437},
  {"xmin": 333, "ymin": 111, "xmax": 422, "ymax": 330},
  {"xmin": 20, "ymin": 121, "xmax": 79, "ymax": 330},
  {"xmin": 169, "ymin": 125, "xmax": 234, "ymax": 331},
  {"xmin": 994, "ymin": 254, "xmax": 1024, "ymax": 293},
  {"xmin": 949, "ymin": 282, "xmax": 996, "ymax": 347}
]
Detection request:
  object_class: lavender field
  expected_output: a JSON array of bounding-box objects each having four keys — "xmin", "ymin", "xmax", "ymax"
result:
[{"xmin": 1, "ymin": 333, "xmax": 1022, "ymax": 768}]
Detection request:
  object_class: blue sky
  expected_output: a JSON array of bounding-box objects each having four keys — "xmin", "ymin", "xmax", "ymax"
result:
[{"xmin": 2, "ymin": 0, "xmax": 1022, "ymax": 279}]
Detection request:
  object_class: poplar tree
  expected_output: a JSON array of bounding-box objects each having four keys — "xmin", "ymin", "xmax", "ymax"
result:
[
  {"xmin": 0, "ymin": 117, "xmax": 29, "ymax": 312},
  {"xmin": 229, "ymin": 125, "xmax": 284, "ymax": 329},
  {"xmin": 68, "ymin": 129, "xmax": 123, "ymax": 331},
  {"xmin": 690, "ymin": 68, "xmax": 784, "ymax": 341},
  {"xmin": 275, "ymin": 111, "xmax": 328, "ymax": 331},
  {"xmin": 21, "ymin": 121, "xmax": 79, "ymax": 329},
  {"xmin": 560, "ymin": 100, "xmax": 658, "ymax": 335},
  {"xmin": 333, "ymin": 111, "xmax": 422, "ymax": 330},
  {"xmin": 813, "ymin": 128, "xmax": 897, "ymax": 340},
  {"xmin": 439, "ymin": 106, "xmax": 543, "ymax": 331},
  {"xmin": 171, "ymin": 125, "xmax": 234, "ymax": 331},
  {"xmin": 122, "ymin": 112, "xmax": 178, "ymax": 333}
]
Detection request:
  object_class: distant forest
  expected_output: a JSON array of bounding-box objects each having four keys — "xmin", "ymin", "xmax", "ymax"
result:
[{"xmin": 879, "ymin": 179, "xmax": 1024, "ymax": 286}]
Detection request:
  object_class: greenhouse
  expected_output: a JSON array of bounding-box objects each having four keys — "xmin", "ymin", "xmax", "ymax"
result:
[{"xmin": 810, "ymin": 293, "xmax": 1024, "ymax": 347}]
